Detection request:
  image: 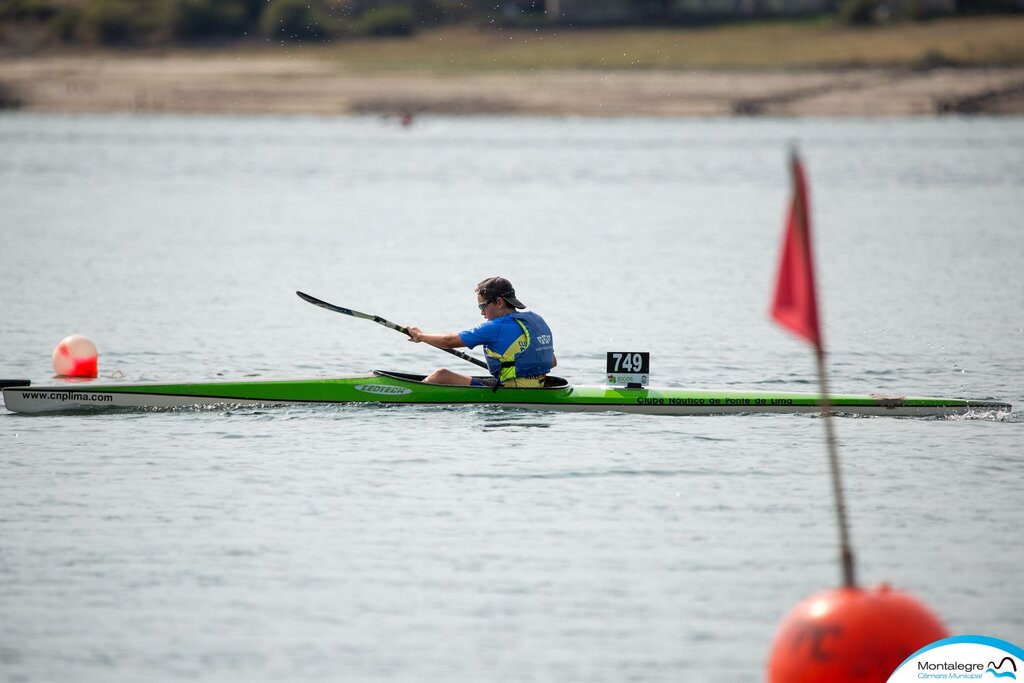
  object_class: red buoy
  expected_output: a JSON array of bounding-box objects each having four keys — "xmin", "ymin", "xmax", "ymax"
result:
[
  {"xmin": 768, "ymin": 584, "xmax": 949, "ymax": 682},
  {"xmin": 52, "ymin": 334, "xmax": 98, "ymax": 378}
]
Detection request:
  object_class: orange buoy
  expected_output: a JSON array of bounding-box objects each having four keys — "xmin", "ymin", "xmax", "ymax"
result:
[
  {"xmin": 52, "ymin": 334, "xmax": 98, "ymax": 378},
  {"xmin": 767, "ymin": 584, "xmax": 949, "ymax": 682}
]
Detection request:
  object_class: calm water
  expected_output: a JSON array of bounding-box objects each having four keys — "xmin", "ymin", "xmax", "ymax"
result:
[{"xmin": 1, "ymin": 113, "xmax": 1022, "ymax": 682}]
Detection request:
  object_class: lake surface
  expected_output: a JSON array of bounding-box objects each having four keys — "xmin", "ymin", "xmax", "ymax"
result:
[{"xmin": 1, "ymin": 113, "xmax": 1022, "ymax": 682}]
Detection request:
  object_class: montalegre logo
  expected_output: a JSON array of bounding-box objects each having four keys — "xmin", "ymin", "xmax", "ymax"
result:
[{"xmin": 886, "ymin": 635, "xmax": 1022, "ymax": 681}]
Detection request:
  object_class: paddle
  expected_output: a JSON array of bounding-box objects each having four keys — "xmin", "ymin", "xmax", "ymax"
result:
[{"xmin": 296, "ymin": 291, "xmax": 488, "ymax": 369}]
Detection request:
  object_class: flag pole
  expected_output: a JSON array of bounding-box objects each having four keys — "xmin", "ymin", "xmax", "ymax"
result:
[
  {"xmin": 776, "ymin": 148, "xmax": 857, "ymax": 589},
  {"xmin": 814, "ymin": 348, "xmax": 857, "ymax": 588},
  {"xmin": 768, "ymin": 151, "xmax": 949, "ymax": 683}
]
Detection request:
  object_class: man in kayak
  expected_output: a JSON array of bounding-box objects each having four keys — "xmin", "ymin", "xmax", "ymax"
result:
[{"xmin": 407, "ymin": 276, "xmax": 556, "ymax": 387}]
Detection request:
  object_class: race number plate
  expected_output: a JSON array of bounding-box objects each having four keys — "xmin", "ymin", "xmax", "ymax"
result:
[{"xmin": 606, "ymin": 352, "xmax": 650, "ymax": 387}]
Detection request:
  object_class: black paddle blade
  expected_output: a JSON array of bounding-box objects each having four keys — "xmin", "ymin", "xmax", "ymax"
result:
[
  {"xmin": 296, "ymin": 290, "xmax": 488, "ymax": 369},
  {"xmin": 296, "ymin": 291, "xmax": 354, "ymax": 316}
]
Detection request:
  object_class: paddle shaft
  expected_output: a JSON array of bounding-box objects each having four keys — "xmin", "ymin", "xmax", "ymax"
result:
[{"xmin": 296, "ymin": 291, "xmax": 488, "ymax": 369}]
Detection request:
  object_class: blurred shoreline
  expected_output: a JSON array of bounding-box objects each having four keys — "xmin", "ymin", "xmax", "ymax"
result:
[
  {"xmin": 2, "ymin": 54, "xmax": 1023, "ymax": 117},
  {"xmin": 4, "ymin": 17, "xmax": 1024, "ymax": 117}
]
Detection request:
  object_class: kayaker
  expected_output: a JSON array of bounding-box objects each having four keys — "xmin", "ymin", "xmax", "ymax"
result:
[{"xmin": 407, "ymin": 276, "xmax": 556, "ymax": 387}]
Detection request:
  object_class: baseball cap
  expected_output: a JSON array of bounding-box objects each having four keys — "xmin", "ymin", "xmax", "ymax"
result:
[{"xmin": 476, "ymin": 276, "xmax": 526, "ymax": 309}]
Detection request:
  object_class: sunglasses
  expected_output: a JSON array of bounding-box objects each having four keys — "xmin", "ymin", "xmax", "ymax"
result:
[{"xmin": 477, "ymin": 297, "xmax": 499, "ymax": 311}]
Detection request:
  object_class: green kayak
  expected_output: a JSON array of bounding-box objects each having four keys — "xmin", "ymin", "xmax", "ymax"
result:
[{"xmin": 0, "ymin": 371, "xmax": 1011, "ymax": 417}]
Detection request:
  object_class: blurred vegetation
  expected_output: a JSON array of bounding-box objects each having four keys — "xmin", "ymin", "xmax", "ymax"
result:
[
  {"xmin": 838, "ymin": 0, "xmax": 880, "ymax": 24},
  {"xmin": 359, "ymin": 4, "xmax": 416, "ymax": 36},
  {"xmin": 0, "ymin": 0, "xmax": 1020, "ymax": 48},
  {"xmin": 837, "ymin": 0, "xmax": 970, "ymax": 25},
  {"xmin": 0, "ymin": 0, "xmax": 466, "ymax": 46},
  {"xmin": 297, "ymin": 16, "xmax": 1024, "ymax": 70},
  {"xmin": 0, "ymin": 80, "xmax": 22, "ymax": 108},
  {"xmin": 260, "ymin": 0, "xmax": 338, "ymax": 41},
  {"xmin": 165, "ymin": 0, "xmax": 252, "ymax": 40},
  {"xmin": 79, "ymin": 0, "xmax": 147, "ymax": 44}
]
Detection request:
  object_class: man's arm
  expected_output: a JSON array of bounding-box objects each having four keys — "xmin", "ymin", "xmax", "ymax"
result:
[{"xmin": 407, "ymin": 327, "xmax": 465, "ymax": 349}]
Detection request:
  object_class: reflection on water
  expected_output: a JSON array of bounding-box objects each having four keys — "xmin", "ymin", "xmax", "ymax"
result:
[
  {"xmin": 453, "ymin": 467, "xmax": 705, "ymax": 480},
  {"xmin": 478, "ymin": 407, "xmax": 555, "ymax": 431}
]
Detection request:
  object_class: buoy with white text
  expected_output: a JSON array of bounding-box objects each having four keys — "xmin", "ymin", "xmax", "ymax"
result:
[
  {"xmin": 767, "ymin": 584, "xmax": 949, "ymax": 682},
  {"xmin": 52, "ymin": 334, "xmax": 98, "ymax": 378}
]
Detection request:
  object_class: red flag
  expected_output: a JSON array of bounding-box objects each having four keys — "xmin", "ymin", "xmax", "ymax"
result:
[{"xmin": 771, "ymin": 152, "xmax": 823, "ymax": 353}]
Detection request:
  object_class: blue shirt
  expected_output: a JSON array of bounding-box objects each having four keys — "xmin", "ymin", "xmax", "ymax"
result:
[
  {"xmin": 459, "ymin": 315, "xmax": 527, "ymax": 357},
  {"xmin": 459, "ymin": 312, "xmax": 554, "ymax": 381}
]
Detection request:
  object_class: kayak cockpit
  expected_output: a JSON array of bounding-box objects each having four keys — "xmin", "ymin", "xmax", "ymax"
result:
[{"xmin": 372, "ymin": 370, "xmax": 570, "ymax": 389}]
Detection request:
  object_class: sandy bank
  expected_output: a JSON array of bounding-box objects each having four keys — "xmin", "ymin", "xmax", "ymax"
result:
[{"xmin": 2, "ymin": 55, "xmax": 1023, "ymax": 117}]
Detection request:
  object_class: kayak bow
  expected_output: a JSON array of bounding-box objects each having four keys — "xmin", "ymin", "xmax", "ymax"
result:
[{"xmin": 1, "ymin": 371, "xmax": 1010, "ymax": 417}]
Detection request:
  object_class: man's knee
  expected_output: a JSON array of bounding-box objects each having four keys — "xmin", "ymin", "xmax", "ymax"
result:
[
  {"xmin": 424, "ymin": 369, "xmax": 471, "ymax": 386},
  {"xmin": 424, "ymin": 369, "xmax": 450, "ymax": 383}
]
